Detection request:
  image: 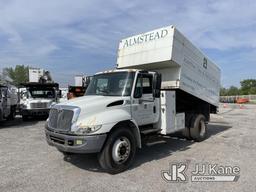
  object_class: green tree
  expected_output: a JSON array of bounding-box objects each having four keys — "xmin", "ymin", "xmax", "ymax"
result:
[
  {"xmin": 227, "ymin": 86, "xmax": 240, "ymax": 96},
  {"xmin": 220, "ymin": 87, "xmax": 228, "ymax": 96},
  {"xmin": 240, "ymin": 79, "xmax": 256, "ymax": 95},
  {"xmin": 4, "ymin": 65, "xmax": 29, "ymax": 86}
]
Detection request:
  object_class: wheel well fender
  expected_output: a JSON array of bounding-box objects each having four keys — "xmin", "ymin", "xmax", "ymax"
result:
[{"xmin": 109, "ymin": 120, "xmax": 141, "ymax": 148}]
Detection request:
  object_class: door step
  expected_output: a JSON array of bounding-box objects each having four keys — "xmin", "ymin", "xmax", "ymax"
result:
[{"xmin": 140, "ymin": 128, "xmax": 161, "ymax": 135}]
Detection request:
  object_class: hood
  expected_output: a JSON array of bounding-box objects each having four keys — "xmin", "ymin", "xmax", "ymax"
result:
[{"xmin": 56, "ymin": 95, "xmax": 127, "ymax": 118}]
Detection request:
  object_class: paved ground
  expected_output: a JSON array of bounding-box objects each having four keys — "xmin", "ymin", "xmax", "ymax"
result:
[{"xmin": 0, "ymin": 104, "xmax": 255, "ymax": 192}]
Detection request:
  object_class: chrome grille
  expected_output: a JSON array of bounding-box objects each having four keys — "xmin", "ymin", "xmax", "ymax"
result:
[
  {"xmin": 30, "ymin": 102, "xmax": 48, "ymax": 109},
  {"xmin": 48, "ymin": 108, "xmax": 74, "ymax": 131},
  {"xmin": 49, "ymin": 108, "xmax": 58, "ymax": 128}
]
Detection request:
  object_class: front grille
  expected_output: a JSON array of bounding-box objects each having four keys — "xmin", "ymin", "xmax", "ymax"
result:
[
  {"xmin": 30, "ymin": 102, "xmax": 48, "ymax": 109},
  {"xmin": 48, "ymin": 108, "xmax": 74, "ymax": 131}
]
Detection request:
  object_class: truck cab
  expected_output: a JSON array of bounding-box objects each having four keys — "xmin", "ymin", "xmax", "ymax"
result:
[{"xmin": 46, "ymin": 69, "xmax": 163, "ymax": 172}]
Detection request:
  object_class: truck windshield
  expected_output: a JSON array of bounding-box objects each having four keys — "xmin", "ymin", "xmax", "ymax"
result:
[
  {"xmin": 86, "ymin": 72, "xmax": 135, "ymax": 96},
  {"xmin": 28, "ymin": 88, "xmax": 55, "ymax": 99}
]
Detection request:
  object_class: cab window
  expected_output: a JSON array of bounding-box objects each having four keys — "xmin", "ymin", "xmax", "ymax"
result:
[{"xmin": 134, "ymin": 74, "xmax": 153, "ymax": 98}]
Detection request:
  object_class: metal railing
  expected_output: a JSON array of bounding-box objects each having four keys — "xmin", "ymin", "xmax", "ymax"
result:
[{"xmin": 220, "ymin": 95, "xmax": 256, "ymax": 103}]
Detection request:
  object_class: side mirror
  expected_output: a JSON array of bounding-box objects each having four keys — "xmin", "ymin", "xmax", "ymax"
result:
[{"xmin": 153, "ymin": 73, "xmax": 162, "ymax": 98}]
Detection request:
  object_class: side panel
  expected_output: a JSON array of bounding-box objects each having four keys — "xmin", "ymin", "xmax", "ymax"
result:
[
  {"xmin": 159, "ymin": 91, "xmax": 175, "ymax": 135},
  {"xmin": 172, "ymin": 29, "xmax": 221, "ymax": 107},
  {"xmin": 117, "ymin": 26, "xmax": 175, "ymax": 69},
  {"xmin": 159, "ymin": 90, "xmax": 185, "ymax": 135}
]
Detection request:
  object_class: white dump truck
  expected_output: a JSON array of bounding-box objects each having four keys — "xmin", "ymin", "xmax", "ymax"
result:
[
  {"xmin": 45, "ymin": 25, "xmax": 221, "ymax": 173},
  {"xmin": 19, "ymin": 68, "xmax": 60, "ymax": 121}
]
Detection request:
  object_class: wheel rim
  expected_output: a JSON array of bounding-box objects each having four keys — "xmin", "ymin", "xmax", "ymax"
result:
[
  {"xmin": 112, "ymin": 137, "xmax": 131, "ymax": 164},
  {"xmin": 199, "ymin": 120, "xmax": 206, "ymax": 137}
]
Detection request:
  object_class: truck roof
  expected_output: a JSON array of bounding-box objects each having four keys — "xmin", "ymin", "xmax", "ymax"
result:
[{"xmin": 96, "ymin": 69, "xmax": 138, "ymax": 75}]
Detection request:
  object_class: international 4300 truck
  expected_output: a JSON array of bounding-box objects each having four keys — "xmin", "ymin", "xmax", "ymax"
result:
[{"xmin": 45, "ymin": 25, "xmax": 221, "ymax": 173}]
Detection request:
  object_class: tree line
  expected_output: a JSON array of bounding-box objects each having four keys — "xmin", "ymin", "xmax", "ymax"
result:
[{"xmin": 220, "ymin": 79, "xmax": 256, "ymax": 96}]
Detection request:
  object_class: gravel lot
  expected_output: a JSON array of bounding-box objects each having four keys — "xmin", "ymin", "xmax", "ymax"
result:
[{"xmin": 0, "ymin": 104, "xmax": 255, "ymax": 192}]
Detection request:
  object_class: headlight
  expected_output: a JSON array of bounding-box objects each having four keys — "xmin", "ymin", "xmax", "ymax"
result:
[{"xmin": 73, "ymin": 124, "xmax": 102, "ymax": 135}]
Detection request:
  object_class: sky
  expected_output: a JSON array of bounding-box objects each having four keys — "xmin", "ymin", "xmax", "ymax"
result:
[{"xmin": 0, "ymin": 0, "xmax": 255, "ymax": 87}]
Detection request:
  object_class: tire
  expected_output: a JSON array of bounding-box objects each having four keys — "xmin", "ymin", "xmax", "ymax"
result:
[
  {"xmin": 190, "ymin": 114, "xmax": 207, "ymax": 142},
  {"xmin": 98, "ymin": 127, "xmax": 136, "ymax": 174},
  {"xmin": 181, "ymin": 113, "xmax": 193, "ymax": 140},
  {"xmin": 181, "ymin": 127, "xmax": 190, "ymax": 139}
]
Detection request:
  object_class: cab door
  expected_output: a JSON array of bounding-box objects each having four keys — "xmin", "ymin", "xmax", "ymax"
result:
[{"xmin": 131, "ymin": 72, "xmax": 158, "ymax": 126}]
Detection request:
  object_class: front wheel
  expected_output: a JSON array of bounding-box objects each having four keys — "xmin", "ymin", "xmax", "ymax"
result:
[{"xmin": 98, "ymin": 127, "xmax": 136, "ymax": 174}]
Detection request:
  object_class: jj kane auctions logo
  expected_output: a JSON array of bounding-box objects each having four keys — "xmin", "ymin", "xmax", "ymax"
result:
[{"xmin": 162, "ymin": 162, "xmax": 240, "ymax": 183}]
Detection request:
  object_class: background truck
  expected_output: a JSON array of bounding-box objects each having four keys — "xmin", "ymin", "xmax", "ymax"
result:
[
  {"xmin": 0, "ymin": 72, "xmax": 18, "ymax": 121},
  {"xmin": 19, "ymin": 68, "xmax": 60, "ymax": 121},
  {"xmin": 45, "ymin": 25, "xmax": 221, "ymax": 174},
  {"xmin": 67, "ymin": 75, "xmax": 91, "ymax": 100},
  {"xmin": 0, "ymin": 84, "xmax": 18, "ymax": 121}
]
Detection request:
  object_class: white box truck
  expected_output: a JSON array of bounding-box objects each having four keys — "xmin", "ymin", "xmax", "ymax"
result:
[
  {"xmin": 20, "ymin": 68, "xmax": 60, "ymax": 121},
  {"xmin": 45, "ymin": 25, "xmax": 221, "ymax": 174}
]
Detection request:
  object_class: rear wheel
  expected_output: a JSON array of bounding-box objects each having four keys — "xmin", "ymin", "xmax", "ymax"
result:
[
  {"xmin": 181, "ymin": 127, "xmax": 191, "ymax": 139},
  {"xmin": 181, "ymin": 113, "xmax": 193, "ymax": 139},
  {"xmin": 98, "ymin": 127, "xmax": 136, "ymax": 174},
  {"xmin": 190, "ymin": 114, "xmax": 207, "ymax": 142}
]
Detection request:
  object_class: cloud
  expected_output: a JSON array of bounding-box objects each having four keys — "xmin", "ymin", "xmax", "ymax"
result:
[{"xmin": 0, "ymin": 0, "xmax": 255, "ymax": 87}]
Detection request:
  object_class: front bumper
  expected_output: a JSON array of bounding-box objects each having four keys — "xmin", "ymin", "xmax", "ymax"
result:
[
  {"xmin": 22, "ymin": 109, "xmax": 50, "ymax": 116},
  {"xmin": 45, "ymin": 128, "xmax": 107, "ymax": 154}
]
